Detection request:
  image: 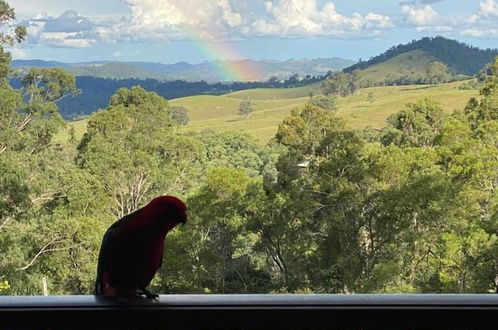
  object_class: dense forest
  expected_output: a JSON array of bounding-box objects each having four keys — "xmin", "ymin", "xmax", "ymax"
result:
[
  {"xmin": 3, "ymin": 2, "xmax": 498, "ymax": 296},
  {"xmin": 345, "ymin": 36, "xmax": 498, "ymax": 76}
]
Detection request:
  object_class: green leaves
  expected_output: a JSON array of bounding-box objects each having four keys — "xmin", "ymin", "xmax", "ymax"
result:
[
  {"xmin": 0, "ymin": 0, "xmax": 26, "ymax": 47},
  {"xmin": 382, "ymin": 98, "xmax": 446, "ymax": 147},
  {"xmin": 425, "ymin": 61, "xmax": 450, "ymax": 85},
  {"xmin": 238, "ymin": 96, "xmax": 253, "ymax": 118},
  {"xmin": 464, "ymin": 57, "xmax": 498, "ymax": 130}
]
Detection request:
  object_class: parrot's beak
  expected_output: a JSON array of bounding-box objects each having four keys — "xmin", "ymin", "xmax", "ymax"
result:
[{"xmin": 179, "ymin": 211, "xmax": 187, "ymax": 225}]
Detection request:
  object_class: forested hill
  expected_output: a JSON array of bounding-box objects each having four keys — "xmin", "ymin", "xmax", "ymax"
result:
[{"xmin": 344, "ymin": 36, "xmax": 498, "ymax": 75}]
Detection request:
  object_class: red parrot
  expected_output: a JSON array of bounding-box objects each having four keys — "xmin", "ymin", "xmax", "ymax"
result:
[{"xmin": 95, "ymin": 195, "xmax": 187, "ymax": 298}]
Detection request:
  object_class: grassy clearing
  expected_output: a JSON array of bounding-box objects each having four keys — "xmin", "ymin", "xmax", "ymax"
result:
[
  {"xmin": 54, "ymin": 119, "xmax": 87, "ymax": 146},
  {"xmin": 172, "ymin": 95, "xmax": 310, "ymax": 143},
  {"xmin": 176, "ymin": 80, "xmax": 478, "ymax": 143},
  {"xmin": 337, "ymin": 81, "xmax": 477, "ymax": 128},
  {"xmin": 225, "ymin": 83, "xmax": 322, "ymax": 100},
  {"xmin": 57, "ymin": 80, "xmax": 479, "ymax": 145}
]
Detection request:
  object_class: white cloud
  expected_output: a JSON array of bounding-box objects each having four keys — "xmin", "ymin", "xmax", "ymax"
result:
[
  {"xmin": 20, "ymin": 2, "xmax": 241, "ymax": 47},
  {"xmin": 396, "ymin": 0, "xmax": 498, "ymax": 40},
  {"xmin": 22, "ymin": 11, "xmax": 99, "ymax": 48},
  {"xmin": 466, "ymin": 14, "xmax": 480, "ymax": 24},
  {"xmin": 39, "ymin": 32, "xmax": 96, "ymax": 48},
  {"xmin": 119, "ymin": 0, "xmax": 242, "ymax": 40},
  {"xmin": 365, "ymin": 13, "xmax": 393, "ymax": 29},
  {"xmin": 401, "ymin": 0, "xmax": 449, "ymax": 3},
  {"xmin": 415, "ymin": 25, "xmax": 454, "ymax": 33},
  {"xmin": 401, "ymin": 4, "xmax": 437, "ymax": 25},
  {"xmin": 219, "ymin": 0, "xmax": 242, "ymax": 27},
  {"xmin": 479, "ymin": 0, "xmax": 498, "ymax": 16},
  {"xmin": 460, "ymin": 28, "xmax": 498, "ymax": 38},
  {"xmin": 9, "ymin": 47, "xmax": 29, "ymax": 59},
  {"xmin": 251, "ymin": 0, "xmax": 392, "ymax": 38},
  {"xmin": 17, "ymin": 0, "xmax": 498, "ymax": 48}
]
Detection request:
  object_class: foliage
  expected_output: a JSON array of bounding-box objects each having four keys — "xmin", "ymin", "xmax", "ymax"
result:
[
  {"xmin": 309, "ymin": 95, "xmax": 336, "ymax": 111},
  {"xmin": 170, "ymin": 106, "xmax": 189, "ymax": 126},
  {"xmin": 0, "ymin": 1, "xmax": 26, "ymax": 48},
  {"xmin": 367, "ymin": 92, "xmax": 375, "ymax": 104},
  {"xmin": 0, "ymin": 280, "xmax": 9, "ymax": 292},
  {"xmin": 464, "ymin": 57, "xmax": 498, "ymax": 131},
  {"xmin": 458, "ymin": 80, "xmax": 482, "ymax": 90},
  {"xmin": 321, "ymin": 70, "xmax": 361, "ymax": 97},
  {"xmin": 2, "ymin": 1, "xmax": 498, "ymax": 295},
  {"xmin": 381, "ymin": 98, "xmax": 447, "ymax": 147},
  {"xmin": 238, "ymin": 97, "xmax": 253, "ymax": 118},
  {"xmin": 425, "ymin": 61, "xmax": 450, "ymax": 84}
]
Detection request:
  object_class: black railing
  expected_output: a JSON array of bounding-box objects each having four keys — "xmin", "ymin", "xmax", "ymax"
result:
[{"xmin": 1, "ymin": 294, "xmax": 497, "ymax": 329}]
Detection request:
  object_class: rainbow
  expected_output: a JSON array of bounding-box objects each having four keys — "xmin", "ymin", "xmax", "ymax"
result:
[{"xmin": 182, "ymin": 27, "xmax": 264, "ymax": 82}]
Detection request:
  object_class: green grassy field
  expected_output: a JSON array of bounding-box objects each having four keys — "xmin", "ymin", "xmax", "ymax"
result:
[
  {"xmin": 56, "ymin": 80, "xmax": 479, "ymax": 146},
  {"xmin": 54, "ymin": 118, "xmax": 88, "ymax": 147},
  {"xmin": 226, "ymin": 83, "xmax": 322, "ymax": 100},
  {"xmin": 360, "ymin": 49, "xmax": 438, "ymax": 84},
  {"xmin": 336, "ymin": 81, "xmax": 477, "ymax": 128},
  {"xmin": 174, "ymin": 80, "xmax": 478, "ymax": 143}
]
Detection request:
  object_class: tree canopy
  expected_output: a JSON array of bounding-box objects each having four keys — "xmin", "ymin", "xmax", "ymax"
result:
[{"xmin": 2, "ymin": 0, "xmax": 498, "ymax": 295}]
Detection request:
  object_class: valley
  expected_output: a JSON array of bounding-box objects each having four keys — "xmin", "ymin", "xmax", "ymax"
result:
[{"xmin": 60, "ymin": 80, "xmax": 478, "ymax": 145}]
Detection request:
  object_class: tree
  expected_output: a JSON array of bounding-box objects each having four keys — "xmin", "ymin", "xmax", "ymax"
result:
[
  {"xmin": 367, "ymin": 92, "xmax": 375, "ymax": 104},
  {"xmin": 170, "ymin": 106, "xmax": 189, "ymax": 126},
  {"xmin": 163, "ymin": 167, "xmax": 270, "ymax": 293},
  {"xmin": 0, "ymin": 2, "xmax": 103, "ymax": 295},
  {"xmin": 425, "ymin": 61, "xmax": 449, "ymax": 85},
  {"xmin": 349, "ymin": 69, "xmax": 362, "ymax": 95},
  {"xmin": 321, "ymin": 72, "xmax": 349, "ymax": 96},
  {"xmin": 0, "ymin": 67, "xmax": 77, "ymax": 154},
  {"xmin": 381, "ymin": 98, "xmax": 447, "ymax": 147},
  {"xmin": 321, "ymin": 71, "xmax": 361, "ymax": 97},
  {"xmin": 196, "ymin": 130, "xmax": 277, "ymax": 178},
  {"xmin": 309, "ymin": 95, "xmax": 336, "ymax": 112},
  {"xmin": 477, "ymin": 62, "xmax": 493, "ymax": 82},
  {"xmin": 0, "ymin": 2, "xmax": 26, "ymax": 46},
  {"xmin": 77, "ymin": 86, "xmax": 202, "ymax": 217},
  {"xmin": 238, "ymin": 97, "xmax": 253, "ymax": 118},
  {"xmin": 464, "ymin": 57, "xmax": 498, "ymax": 130}
]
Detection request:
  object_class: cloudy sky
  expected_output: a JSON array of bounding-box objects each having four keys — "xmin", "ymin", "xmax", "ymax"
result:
[{"xmin": 7, "ymin": 0, "xmax": 498, "ymax": 63}]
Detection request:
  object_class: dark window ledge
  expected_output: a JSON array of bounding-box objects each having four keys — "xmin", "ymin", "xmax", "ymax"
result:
[{"xmin": 1, "ymin": 294, "xmax": 497, "ymax": 329}]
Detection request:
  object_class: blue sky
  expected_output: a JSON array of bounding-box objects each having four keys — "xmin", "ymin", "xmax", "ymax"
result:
[{"xmin": 7, "ymin": 0, "xmax": 498, "ymax": 63}]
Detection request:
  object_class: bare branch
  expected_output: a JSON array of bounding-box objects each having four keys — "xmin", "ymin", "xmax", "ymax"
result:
[
  {"xmin": 16, "ymin": 113, "xmax": 33, "ymax": 132},
  {"xmin": 18, "ymin": 238, "xmax": 82, "ymax": 271}
]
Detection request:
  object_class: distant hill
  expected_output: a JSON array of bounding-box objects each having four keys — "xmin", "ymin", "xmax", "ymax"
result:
[
  {"xmin": 359, "ymin": 49, "xmax": 440, "ymax": 85},
  {"xmin": 12, "ymin": 57, "xmax": 355, "ymax": 82},
  {"xmin": 67, "ymin": 63, "xmax": 166, "ymax": 80},
  {"xmin": 345, "ymin": 36, "xmax": 498, "ymax": 76},
  {"xmin": 11, "ymin": 59, "xmax": 69, "ymax": 68}
]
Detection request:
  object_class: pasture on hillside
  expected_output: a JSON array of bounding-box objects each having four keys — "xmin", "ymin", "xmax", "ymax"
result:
[{"xmin": 56, "ymin": 80, "xmax": 479, "ymax": 145}]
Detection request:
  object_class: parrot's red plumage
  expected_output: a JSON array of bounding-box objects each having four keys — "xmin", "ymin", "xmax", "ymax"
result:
[{"xmin": 95, "ymin": 195, "xmax": 187, "ymax": 298}]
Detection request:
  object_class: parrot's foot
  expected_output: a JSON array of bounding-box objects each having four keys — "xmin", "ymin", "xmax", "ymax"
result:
[{"xmin": 138, "ymin": 288, "xmax": 159, "ymax": 300}]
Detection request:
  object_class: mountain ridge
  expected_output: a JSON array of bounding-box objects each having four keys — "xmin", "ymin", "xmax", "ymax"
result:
[
  {"xmin": 344, "ymin": 36, "xmax": 498, "ymax": 76},
  {"xmin": 12, "ymin": 57, "xmax": 355, "ymax": 82}
]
